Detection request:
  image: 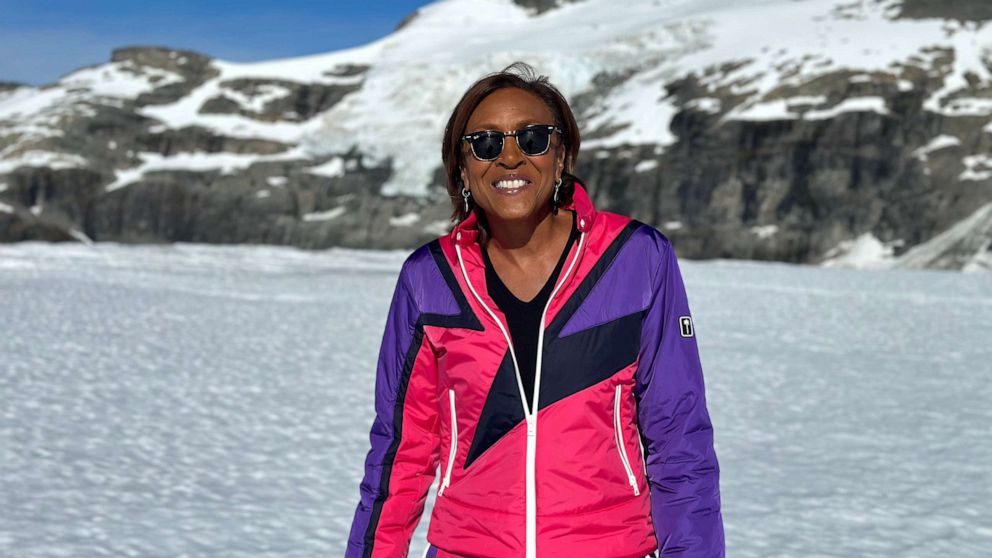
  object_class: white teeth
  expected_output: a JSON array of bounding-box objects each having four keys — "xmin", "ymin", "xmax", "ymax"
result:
[{"xmin": 494, "ymin": 179, "xmax": 530, "ymax": 189}]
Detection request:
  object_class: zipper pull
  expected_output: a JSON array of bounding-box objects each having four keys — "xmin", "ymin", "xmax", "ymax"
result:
[{"xmin": 526, "ymin": 420, "xmax": 536, "ymax": 438}]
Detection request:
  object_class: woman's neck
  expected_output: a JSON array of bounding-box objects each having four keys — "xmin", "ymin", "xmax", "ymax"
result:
[{"xmin": 484, "ymin": 208, "xmax": 572, "ymax": 266}]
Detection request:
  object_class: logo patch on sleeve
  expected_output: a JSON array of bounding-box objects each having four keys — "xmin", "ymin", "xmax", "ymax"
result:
[{"xmin": 678, "ymin": 315, "xmax": 694, "ymax": 338}]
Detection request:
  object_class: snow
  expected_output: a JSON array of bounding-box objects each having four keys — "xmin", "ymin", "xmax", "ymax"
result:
[
  {"xmin": 138, "ymin": 77, "xmax": 322, "ymax": 144},
  {"xmin": 0, "ymin": 86, "xmax": 81, "ymax": 156},
  {"xmin": 684, "ymin": 97, "xmax": 722, "ymax": 113},
  {"xmin": 58, "ymin": 61, "xmax": 185, "ymax": 99},
  {"xmin": 802, "ymin": 96, "xmax": 889, "ymax": 120},
  {"xmin": 266, "ymin": 176, "xmax": 288, "ymax": 187},
  {"xmin": 749, "ymin": 224, "xmax": 778, "ymax": 239},
  {"xmin": 0, "ymin": 201, "xmax": 13, "ymax": 213},
  {"xmin": 821, "ymin": 202, "xmax": 992, "ymax": 272},
  {"xmin": 964, "ymin": 249, "xmax": 992, "ymax": 273},
  {"xmin": 131, "ymin": 44, "xmax": 376, "ymax": 146},
  {"xmin": 913, "ymin": 134, "xmax": 960, "ymax": 161},
  {"xmin": 663, "ymin": 220, "xmax": 683, "ymax": 230},
  {"xmin": 0, "ymin": 151, "xmax": 89, "ymax": 174},
  {"xmin": 301, "ymin": 207, "xmax": 346, "ymax": 222},
  {"xmin": 218, "ymin": 82, "xmax": 293, "ymax": 114},
  {"xmin": 821, "ymin": 232, "xmax": 898, "ymax": 269},
  {"xmin": 0, "ymin": 86, "xmax": 70, "ymax": 121},
  {"xmin": 911, "ymin": 134, "xmax": 962, "ymax": 175},
  {"xmin": 389, "ymin": 213, "xmax": 420, "ymax": 226},
  {"xmin": 0, "ymin": 242, "xmax": 990, "ymax": 557},
  {"xmin": 0, "ymin": 62, "xmax": 186, "ymax": 171},
  {"xmin": 703, "ymin": 2, "xmax": 992, "ymax": 122},
  {"xmin": 727, "ymin": 98, "xmax": 797, "ymax": 121},
  {"xmin": 959, "ymin": 154, "xmax": 992, "ymax": 182},
  {"xmin": 730, "ymin": 96, "xmax": 889, "ymax": 122},
  {"xmin": 893, "ymin": 202, "xmax": 992, "ymax": 272},
  {"xmin": 213, "ymin": 45, "xmax": 381, "ymax": 85},
  {"xmin": 634, "ymin": 159, "xmax": 658, "ymax": 173},
  {"xmin": 305, "ymin": 157, "xmax": 345, "ymax": 178},
  {"xmin": 940, "ymin": 96, "xmax": 992, "ymax": 116},
  {"xmin": 303, "ymin": 0, "xmax": 829, "ymax": 187},
  {"xmin": 67, "ymin": 228, "xmax": 93, "ymax": 244},
  {"xmin": 105, "ymin": 148, "xmax": 308, "ymax": 192}
]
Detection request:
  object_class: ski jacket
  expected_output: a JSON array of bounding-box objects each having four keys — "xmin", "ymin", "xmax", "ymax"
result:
[{"xmin": 346, "ymin": 180, "xmax": 725, "ymax": 558}]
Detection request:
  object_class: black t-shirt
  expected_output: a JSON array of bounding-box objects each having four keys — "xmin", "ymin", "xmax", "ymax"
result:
[{"xmin": 482, "ymin": 210, "xmax": 579, "ymax": 414}]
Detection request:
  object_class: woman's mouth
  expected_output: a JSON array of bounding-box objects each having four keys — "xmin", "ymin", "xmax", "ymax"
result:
[{"xmin": 492, "ymin": 178, "xmax": 532, "ymax": 195}]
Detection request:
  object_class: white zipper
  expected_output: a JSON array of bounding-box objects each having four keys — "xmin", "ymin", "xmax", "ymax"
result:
[
  {"xmin": 439, "ymin": 388, "xmax": 457, "ymax": 497},
  {"xmin": 455, "ymin": 228, "xmax": 585, "ymax": 558},
  {"xmin": 613, "ymin": 385, "xmax": 640, "ymax": 496}
]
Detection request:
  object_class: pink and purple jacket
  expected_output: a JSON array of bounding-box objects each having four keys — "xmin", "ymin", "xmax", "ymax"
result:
[{"xmin": 346, "ymin": 181, "xmax": 725, "ymax": 558}]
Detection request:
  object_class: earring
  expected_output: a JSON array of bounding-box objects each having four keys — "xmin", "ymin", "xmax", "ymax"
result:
[
  {"xmin": 551, "ymin": 177, "xmax": 562, "ymax": 215},
  {"xmin": 462, "ymin": 186, "xmax": 471, "ymax": 213}
]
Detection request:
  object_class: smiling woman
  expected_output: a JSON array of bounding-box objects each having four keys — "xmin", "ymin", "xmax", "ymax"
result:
[
  {"xmin": 347, "ymin": 62, "xmax": 725, "ymax": 558},
  {"xmin": 444, "ymin": 64, "xmax": 581, "ymax": 248}
]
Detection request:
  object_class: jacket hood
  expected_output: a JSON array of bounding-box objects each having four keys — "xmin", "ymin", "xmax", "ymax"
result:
[{"xmin": 449, "ymin": 179, "xmax": 599, "ymax": 247}]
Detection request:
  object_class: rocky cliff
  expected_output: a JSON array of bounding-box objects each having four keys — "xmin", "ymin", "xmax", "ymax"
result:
[{"xmin": 1, "ymin": 0, "xmax": 990, "ymax": 271}]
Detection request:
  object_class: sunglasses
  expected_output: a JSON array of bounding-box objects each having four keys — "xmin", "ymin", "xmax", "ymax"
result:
[{"xmin": 461, "ymin": 124, "xmax": 562, "ymax": 161}]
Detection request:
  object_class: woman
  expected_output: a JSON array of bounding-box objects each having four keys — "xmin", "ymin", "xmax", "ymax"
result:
[{"xmin": 346, "ymin": 63, "xmax": 725, "ymax": 558}]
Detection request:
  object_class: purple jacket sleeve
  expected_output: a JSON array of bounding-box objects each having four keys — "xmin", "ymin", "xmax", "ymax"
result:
[
  {"xmin": 346, "ymin": 263, "xmax": 441, "ymax": 558},
  {"xmin": 635, "ymin": 236, "xmax": 725, "ymax": 556}
]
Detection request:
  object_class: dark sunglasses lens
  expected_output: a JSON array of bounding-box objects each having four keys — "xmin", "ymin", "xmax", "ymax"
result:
[
  {"xmin": 472, "ymin": 134, "xmax": 503, "ymax": 160},
  {"xmin": 517, "ymin": 127, "xmax": 551, "ymax": 156}
]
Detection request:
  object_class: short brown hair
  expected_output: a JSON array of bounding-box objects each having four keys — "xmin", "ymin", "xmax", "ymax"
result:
[{"xmin": 441, "ymin": 61, "xmax": 582, "ymax": 242}]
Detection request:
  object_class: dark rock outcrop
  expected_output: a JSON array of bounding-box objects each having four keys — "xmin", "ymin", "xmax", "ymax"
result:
[
  {"xmin": 111, "ymin": 46, "xmax": 220, "ymax": 106},
  {"xmin": 897, "ymin": 0, "xmax": 992, "ymax": 22},
  {"xmin": 512, "ymin": 0, "xmax": 587, "ymax": 16},
  {"xmin": 200, "ymin": 77, "xmax": 363, "ymax": 122}
]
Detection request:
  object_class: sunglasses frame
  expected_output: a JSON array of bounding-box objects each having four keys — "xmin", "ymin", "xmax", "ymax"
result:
[{"xmin": 461, "ymin": 124, "xmax": 562, "ymax": 162}]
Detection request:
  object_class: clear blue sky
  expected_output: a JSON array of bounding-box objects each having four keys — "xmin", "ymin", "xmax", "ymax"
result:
[{"xmin": 0, "ymin": 0, "xmax": 432, "ymax": 86}]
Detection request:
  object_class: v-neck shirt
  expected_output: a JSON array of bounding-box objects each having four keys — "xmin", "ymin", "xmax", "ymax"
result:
[{"xmin": 481, "ymin": 210, "xmax": 579, "ymax": 413}]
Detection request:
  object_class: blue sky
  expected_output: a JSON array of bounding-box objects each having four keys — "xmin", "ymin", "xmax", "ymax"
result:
[{"xmin": 0, "ymin": 0, "xmax": 432, "ymax": 86}]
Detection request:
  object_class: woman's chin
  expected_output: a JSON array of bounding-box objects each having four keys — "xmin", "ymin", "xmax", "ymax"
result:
[{"xmin": 483, "ymin": 202, "xmax": 549, "ymax": 224}]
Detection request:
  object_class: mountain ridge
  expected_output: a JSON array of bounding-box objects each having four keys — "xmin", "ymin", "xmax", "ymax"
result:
[{"xmin": 0, "ymin": 0, "xmax": 990, "ymax": 271}]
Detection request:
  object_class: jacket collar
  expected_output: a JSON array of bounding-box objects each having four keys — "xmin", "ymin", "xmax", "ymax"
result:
[{"xmin": 450, "ymin": 179, "xmax": 598, "ymax": 247}]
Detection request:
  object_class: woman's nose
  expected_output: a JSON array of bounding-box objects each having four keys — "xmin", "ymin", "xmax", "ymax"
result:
[{"xmin": 497, "ymin": 134, "xmax": 525, "ymax": 167}]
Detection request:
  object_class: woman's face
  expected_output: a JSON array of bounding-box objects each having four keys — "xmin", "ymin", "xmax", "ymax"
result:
[{"xmin": 460, "ymin": 87, "xmax": 565, "ymax": 224}]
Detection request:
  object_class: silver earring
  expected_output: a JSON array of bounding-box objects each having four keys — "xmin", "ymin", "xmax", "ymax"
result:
[
  {"xmin": 553, "ymin": 177, "xmax": 562, "ymax": 204},
  {"xmin": 462, "ymin": 186, "xmax": 471, "ymax": 213}
]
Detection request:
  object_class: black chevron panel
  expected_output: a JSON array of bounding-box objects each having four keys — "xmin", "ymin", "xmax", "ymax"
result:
[
  {"xmin": 463, "ymin": 221, "xmax": 645, "ymax": 470},
  {"xmin": 538, "ymin": 311, "xmax": 644, "ymax": 409},
  {"xmin": 464, "ymin": 351, "xmax": 526, "ymax": 469},
  {"xmin": 539, "ymin": 221, "xmax": 645, "ymax": 408}
]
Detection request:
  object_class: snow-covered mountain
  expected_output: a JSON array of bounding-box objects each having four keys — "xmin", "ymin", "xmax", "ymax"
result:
[{"xmin": 1, "ymin": 0, "xmax": 991, "ymax": 270}]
